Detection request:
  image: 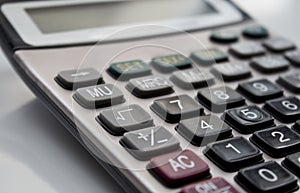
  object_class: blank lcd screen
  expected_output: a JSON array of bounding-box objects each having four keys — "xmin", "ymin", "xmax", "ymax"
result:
[{"xmin": 26, "ymin": 0, "xmax": 215, "ymax": 34}]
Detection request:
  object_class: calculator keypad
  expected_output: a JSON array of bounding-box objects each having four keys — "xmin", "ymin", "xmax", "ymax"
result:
[{"xmin": 50, "ymin": 23, "xmax": 300, "ymax": 193}]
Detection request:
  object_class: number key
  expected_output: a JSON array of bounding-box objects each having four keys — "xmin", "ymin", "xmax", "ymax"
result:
[
  {"xmin": 151, "ymin": 95, "xmax": 204, "ymax": 123},
  {"xmin": 264, "ymin": 96, "xmax": 300, "ymax": 123},
  {"xmin": 203, "ymin": 137, "xmax": 263, "ymax": 172},
  {"xmin": 250, "ymin": 125, "xmax": 300, "ymax": 158},
  {"xmin": 235, "ymin": 161, "xmax": 298, "ymax": 193},
  {"xmin": 176, "ymin": 115, "xmax": 233, "ymax": 146},
  {"xmin": 197, "ymin": 86, "xmax": 245, "ymax": 113},
  {"xmin": 237, "ymin": 79, "xmax": 283, "ymax": 103},
  {"xmin": 223, "ymin": 105, "xmax": 275, "ymax": 134},
  {"xmin": 282, "ymin": 152, "xmax": 300, "ymax": 178}
]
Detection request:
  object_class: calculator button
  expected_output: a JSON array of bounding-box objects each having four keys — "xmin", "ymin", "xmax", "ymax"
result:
[
  {"xmin": 176, "ymin": 115, "xmax": 233, "ymax": 147},
  {"xmin": 97, "ymin": 104, "xmax": 154, "ymax": 136},
  {"xmin": 210, "ymin": 30, "xmax": 239, "ymax": 43},
  {"xmin": 237, "ymin": 79, "xmax": 283, "ymax": 103},
  {"xmin": 191, "ymin": 48, "xmax": 228, "ymax": 65},
  {"xmin": 263, "ymin": 38, "xmax": 296, "ymax": 52},
  {"xmin": 229, "ymin": 42, "xmax": 266, "ymax": 58},
  {"xmin": 120, "ymin": 126, "xmax": 181, "ymax": 160},
  {"xmin": 171, "ymin": 69, "xmax": 215, "ymax": 90},
  {"xmin": 197, "ymin": 86, "xmax": 245, "ymax": 113},
  {"xmin": 250, "ymin": 55, "xmax": 290, "ymax": 73},
  {"xmin": 211, "ymin": 62, "xmax": 252, "ymax": 82},
  {"xmin": 182, "ymin": 177, "xmax": 240, "ymax": 193},
  {"xmin": 235, "ymin": 161, "xmax": 299, "ymax": 193},
  {"xmin": 292, "ymin": 120, "xmax": 300, "ymax": 134},
  {"xmin": 108, "ymin": 60, "xmax": 151, "ymax": 80},
  {"xmin": 250, "ymin": 125, "xmax": 300, "ymax": 158},
  {"xmin": 73, "ymin": 84, "xmax": 125, "ymax": 109},
  {"xmin": 277, "ymin": 72, "xmax": 300, "ymax": 93},
  {"xmin": 55, "ymin": 68, "xmax": 103, "ymax": 90},
  {"xmin": 151, "ymin": 95, "xmax": 204, "ymax": 123},
  {"xmin": 223, "ymin": 105, "xmax": 275, "ymax": 134},
  {"xmin": 282, "ymin": 152, "xmax": 300, "ymax": 178},
  {"xmin": 204, "ymin": 137, "xmax": 263, "ymax": 172},
  {"xmin": 285, "ymin": 50, "xmax": 300, "ymax": 67},
  {"xmin": 151, "ymin": 54, "xmax": 192, "ymax": 73},
  {"xmin": 264, "ymin": 96, "xmax": 300, "ymax": 123},
  {"xmin": 242, "ymin": 25, "xmax": 269, "ymax": 39},
  {"xmin": 126, "ymin": 76, "xmax": 174, "ymax": 98},
  {"xmin": 149, "ymin": 150, "xmax": 210, "ymax": 187}
]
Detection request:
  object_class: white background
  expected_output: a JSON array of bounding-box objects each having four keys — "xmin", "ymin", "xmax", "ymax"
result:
[{"xmin": 0, "ymin": 0, "xmax": 299, "ymax": 193}]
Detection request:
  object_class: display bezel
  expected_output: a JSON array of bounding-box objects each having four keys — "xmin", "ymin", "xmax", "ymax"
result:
[{"xmin": 1, "ymin": 0, "xmax": 244, "ymax": 47}]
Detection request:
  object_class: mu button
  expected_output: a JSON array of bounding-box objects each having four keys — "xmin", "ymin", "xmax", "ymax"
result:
[
  {"xmin": 149, "ymin": 150, "xmax": 210, "ymax": 187},
  {"xmin": 73, "ymin": 84, "xmax": 125, "ymax": 109}
]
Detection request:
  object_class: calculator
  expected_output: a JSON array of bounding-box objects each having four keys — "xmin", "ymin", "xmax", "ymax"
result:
[{"xmin": 0, "ymin": 0, "xmax": 300, "ymax": 192}]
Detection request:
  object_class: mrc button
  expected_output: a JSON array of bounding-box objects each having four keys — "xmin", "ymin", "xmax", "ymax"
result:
[
  {"xmin": 73, "ymin": 84, "xmax": 125, "ymax": 109},
  {"xmin": 149, "ymin": 150, "xmax": 210, "ymax": 187}
]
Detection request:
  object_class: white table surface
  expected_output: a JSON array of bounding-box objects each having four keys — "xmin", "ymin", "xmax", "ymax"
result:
[{"xmin": 0, "ymin": 1, "xmax": 299, "ymax": 193}]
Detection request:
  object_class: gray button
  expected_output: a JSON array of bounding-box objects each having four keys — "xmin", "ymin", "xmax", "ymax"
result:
[
  {"xmin": 73, "ymin": 84, "xmax": 125, "ymax": 109},
  {"xmin": 56, "ymin": 68, "xmax": 103, "ymax": 90},
  {"xmin": 211, "ymin": 62, "xmax": 252, "ymax": 81},
  {"xmin": 98, "ymin": 104, "xmax": 154, "ymax": 136},
  {"xmin": 126, "ymin": 75, "xmax": 174, "ymax": 98},
  {"xmin": 120, "ymin": 126, "xmax": 181, "ymax": 160}
]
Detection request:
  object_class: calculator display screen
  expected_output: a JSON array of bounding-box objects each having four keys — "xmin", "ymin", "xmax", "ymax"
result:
[{"xmin": 26, "ymin": 0, "xmax": 215, "ymax": 34}]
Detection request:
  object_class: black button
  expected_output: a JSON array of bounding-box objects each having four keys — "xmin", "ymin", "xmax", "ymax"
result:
[
  {"xmin": 263, "ymin": 38, "xmax": 296, "ymax": 52},
  {"xmin": 210, "ymin": 30, "xmax": 239, "ymax": 43},
  {"xmin": 204, "ymin": 137, "xmax": 263, "ymax": 172},
  {"xmin": 126, "ymin": 76, "xmax": 174, "ymax": 98},
  {"xmin": 282, "ymin": 152, "xmax": 300, "ymax": 178},
  {"xmin": 235, "ymin": 161, "xmax": 299, "ymax": 193},
  {"xmin": 277, "ymin": 72, "xmax": 300, "ymax": 93},
  {"xmin": 211, "ymin": 62, "xmax": 252, "ymax": 82},
  {"xmin": 197, "ymin": 86, "xmax": 245, "ymax": 113},
  {"xmin": 237, "ymin": 79, "xmax": 283, "ymax": 103},
  {"xmin": 97, "ymin": 104, "xmax": 154, "ymax": 136},
  {"xmin": 108, "ymin": 60, "xmax": 151, "ymax": 80},
  {"xmin": 264, "ymin": 96, "xmax": 300, "ymax": 123},
  {"xmin": 176, "ymin": 115, "xmax": 233, "ymax": 147},
  {"xmin": 229, "ymin": 42, "xmax": 266, "ymax": 58},
  {"xmin": 73, "ymin": 84, "xmax": 125, "ymax": 109},
  {"xmin": 55, "ymin": 68, "xmax": 103, "ymax": 90},
  {"xmin": 151, "ymin": 54, "xmax": 192, "ymax": 73},
  {"xmin": 250, "ymin": 125, "xmax": 300, "ymax": 158},
  {"xmin": 242, "ymin": 25, "xmax": 269, "ymax": 39},
  {"xmin": 285, "ymin": 50, "xmax": 300, "ymax": 67},
  {"xmin": 190, "ymin": 48, "xmax": 228, "ymax": 65},
  {"xmin": 250, "ymin": 55, "xmax": 290, "ymax": 73},
  {"xmin": 171, "ymin": 69, "xmax": 215, "ymax": 90},
  {"xmin": 120, "ymin": 126, "xmax": 181, "ymax": 160},
  {"xmin": 151, "ymin": 95, "xmax": 204, "ymax": 123},
  {"xmin": 223, "ymin": 105, "xmax": 275, "ymax": 134},
  {"xmin": 292, "ymin": 120, "xmax": 300, "ymax": 134}
]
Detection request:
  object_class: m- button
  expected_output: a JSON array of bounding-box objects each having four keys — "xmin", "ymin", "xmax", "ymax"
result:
[
  {"xmin": 149, "ymin": 150, "xmax": 210, "ymax": 187},
  {"xmin": 73, "ymin": 84, "xmax": 125, "ymax": 109}
]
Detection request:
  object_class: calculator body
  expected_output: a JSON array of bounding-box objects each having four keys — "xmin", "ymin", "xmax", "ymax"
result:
[{"xmin": 0, "ymin": 1, "xmax": 299, "ymax": 193}]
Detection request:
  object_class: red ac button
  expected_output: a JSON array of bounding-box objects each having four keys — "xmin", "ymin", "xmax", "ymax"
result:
[{"xmin": 149, "ymin": 150, "xmax": 211, "ymax": 187}]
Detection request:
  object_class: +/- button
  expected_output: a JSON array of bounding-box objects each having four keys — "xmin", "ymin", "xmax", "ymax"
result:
[{"xmin": 149, "ymin": 150, "xmax": 210, "ymax": 187}]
